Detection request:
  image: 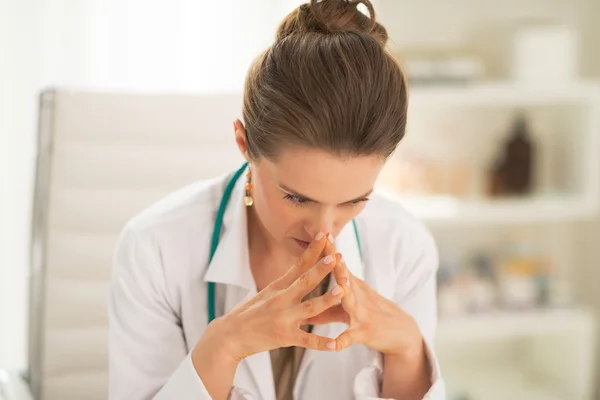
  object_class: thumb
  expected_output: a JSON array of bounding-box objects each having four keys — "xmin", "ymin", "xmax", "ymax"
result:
[
  {"xmin": 335, "ymin": 328, "xmax": 361, "ymax": 352},
  {"xmin": 305, "ymin": 304, "xmax": 349, "ymax": 325}
]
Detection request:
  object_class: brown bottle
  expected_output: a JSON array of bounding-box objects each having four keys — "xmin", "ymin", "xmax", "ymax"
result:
[{"xmin": 503, "ymin": 114, "xmax": 534, "ymax": 195}]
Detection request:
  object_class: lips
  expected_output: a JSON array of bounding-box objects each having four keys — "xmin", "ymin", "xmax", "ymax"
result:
[{"xmin": 294, "ymin": 238, "xmax": 310, "ymax": 250}]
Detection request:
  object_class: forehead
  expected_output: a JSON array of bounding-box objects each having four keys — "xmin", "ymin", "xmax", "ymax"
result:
[{"xmin": 262, "ymin": 147, "xmax": 383, "ymax": 203}]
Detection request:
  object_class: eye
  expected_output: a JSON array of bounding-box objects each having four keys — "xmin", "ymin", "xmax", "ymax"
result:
[
  {"xmin": 347, "ymin": 197, "xmax": 370, "ymax": 207},
  {"xmin": 283, "ymin": 193, "xmax": 309, "ymax": 206}
]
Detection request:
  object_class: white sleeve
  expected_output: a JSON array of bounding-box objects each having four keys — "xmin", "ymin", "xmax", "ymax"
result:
[
  {"xmin": 108, "ymin": 226, "xmax": 213, "ymax": 400},
  {"xmin": 353, "ymin": 233, "xmax": 446, "ymax": 400}
]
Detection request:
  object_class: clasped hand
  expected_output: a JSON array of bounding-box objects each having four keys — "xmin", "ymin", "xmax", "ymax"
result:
[{"xmin": 208, "ymin": 231, "xmax": 423, "ymax": 362}]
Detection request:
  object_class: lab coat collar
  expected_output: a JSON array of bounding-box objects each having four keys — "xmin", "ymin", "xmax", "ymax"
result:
[{"xmin": 203, "ymin": 168, "xmax": 256, "ymax": 292}]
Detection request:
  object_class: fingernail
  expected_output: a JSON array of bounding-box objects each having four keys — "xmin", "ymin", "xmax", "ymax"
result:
[
  {"xmin": 326, "ymin": 341, "xmax": 336, "ymax": 350},
  {"xmin": 331, "ymin": 285, "xmax": 342, "ymax": 296},
  {"xmin": 340, "ymin": 256, "xmax": 344, "ymax": 264},
  {"xmin": 345, "ymin": 278, "xmax": 351, "ymax": 287},
  {"xmin": 324, "ymin": 254, "xmax": 335, "ymax": 264},
  {"xmin": 328, "ymin": 233, "xmax": 334, "ymax": 243},
  {"xmin": 315, "ymin": 232, "xmax": 324, "ymax": 240}
]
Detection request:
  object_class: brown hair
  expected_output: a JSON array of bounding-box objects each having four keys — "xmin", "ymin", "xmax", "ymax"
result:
[{"xmin": 242, "ymin": 0, "xmax": 408, "ymax": 160}]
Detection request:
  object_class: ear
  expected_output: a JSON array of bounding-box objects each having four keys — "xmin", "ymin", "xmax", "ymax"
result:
[{"xmin": 233, "ymin": 119, "xmax": 251, "ymax": 162}]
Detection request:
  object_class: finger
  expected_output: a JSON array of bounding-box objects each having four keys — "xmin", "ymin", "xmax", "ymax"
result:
[
  {"xmin": 304, "ymin": 304, "xmax": 349, "ymax": 325},
  {"xmin": 335, "ymin": 256, "xmax": 353, "ymax": 289},
  {"xmin": 323, "ymin": 237, "xmax": 355, "ymax": 315},
  {"xmin": 279, "ymin": 232, "xmax": 328, "ymax": 287},
  {"xmin": 287, "ymin": 253, "xmax": 341, "ymax": 300},
  {"xmin": 335, "ymin": 328, "xmax": 361, "ymax": 352},
  {"xmin": 331, "ymin": 258, "xmax": 358, "ymax": 317},
  {"xmin": 296, "ymin": 284, "xmax": 345, "ymax": 320},
  {"xmin": 323, "ymin": 233, "xmax": 336, "ymax": 256},
  {"xmin": 293, "ymin": 331, "xmax": 337, "ymax": 351},
  {"xmin": 324, "ymin": 237, "xmax": 352, "ymax": 289}
]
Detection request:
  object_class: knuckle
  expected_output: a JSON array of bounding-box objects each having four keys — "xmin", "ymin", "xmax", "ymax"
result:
[
  {"xmin": 298, "ymin": 251, "xmax": 309, "ymax": 267},
  {"xmin": 297, "ymin": 272, "xmax": 312, "ymax": 291},
  {"xmin": 289, "ymin": 261, "xmax": 303, "ymax": 277},
  {"xmin": 300, "ymin": 333, "xmax": 311, "ymax": 347},
  {"xmin": 267, "ymin": 293, "xmax": 281, "ymax": 305},
  {"xmin": 301, "ymin": 299, "xmax": 315, "ymax": 315},
  {"xmin": 314, "ymin": 336, "xmax": 323, "ymax": 350}
]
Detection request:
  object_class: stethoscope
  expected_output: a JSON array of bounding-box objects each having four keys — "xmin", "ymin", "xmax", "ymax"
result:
[{"xmin": 207, "ymin": 162, "xmax": 363, "ymax": 323}]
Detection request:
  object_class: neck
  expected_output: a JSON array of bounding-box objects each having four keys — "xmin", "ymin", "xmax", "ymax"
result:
[
  {"xmin": 246, "ymin": 205, "xmax": 277, "ymax": 255},
  {"xmin": 246, "ymin": 205, "xmax": 294, "ymax": 290}
]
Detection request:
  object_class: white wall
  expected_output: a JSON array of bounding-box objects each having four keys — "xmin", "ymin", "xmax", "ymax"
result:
[
  {"xmin": 0, "ymin": 0, "xmax": 41, "ymax": 371},
  {"xmin": 0, "ymin": 0, "xmax": 313, "ymax": 373}
]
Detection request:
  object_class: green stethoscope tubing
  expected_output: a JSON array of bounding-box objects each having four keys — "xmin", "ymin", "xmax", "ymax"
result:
[{"xmin": 207, "ymin": 162, "xmax": 362, "ymax": 323}]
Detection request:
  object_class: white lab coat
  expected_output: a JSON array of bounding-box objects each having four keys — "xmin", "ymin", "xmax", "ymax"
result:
[{"xmin": 108, "ymin": 169, "xmax": 446, "ymax": 400}]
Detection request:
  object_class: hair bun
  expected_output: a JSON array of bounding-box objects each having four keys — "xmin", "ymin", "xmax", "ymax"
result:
[{"xmin": 276, "ymin": 0, "xmax": 388, "ymax": 45}]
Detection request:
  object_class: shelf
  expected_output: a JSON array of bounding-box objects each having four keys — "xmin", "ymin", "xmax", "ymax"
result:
[
  {"xmin": 437, "ymin": 308, "xmax": 594, "ymax": 344},
  {"xmin": 409, "ymin": 81, "xmax": 600, "ymax": 108},
  {"xmin": 438, "ymin": 308, "xmax": 597, "ymax": 399},
  {"xmin": 377, "ymin": 190, "xmax": 599, "ymax": 225},
  {"xmin": 445, "ymin": 364, "xmax": 573, "ymax": 400}
]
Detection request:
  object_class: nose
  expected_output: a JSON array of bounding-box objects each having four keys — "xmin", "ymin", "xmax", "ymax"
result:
[{"xmin": 308, "ymin": 207, "xmax": 335, "ymax": 237}]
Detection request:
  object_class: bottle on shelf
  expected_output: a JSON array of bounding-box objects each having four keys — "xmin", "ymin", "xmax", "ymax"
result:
[{"xmin": 488, "ymin": 113, "xmax": 535, "ymax": 197}]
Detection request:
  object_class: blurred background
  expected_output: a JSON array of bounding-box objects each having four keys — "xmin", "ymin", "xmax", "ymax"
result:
[{"xmin": 1, "ymin": 0, "xmax": 600, "ymax": 399}]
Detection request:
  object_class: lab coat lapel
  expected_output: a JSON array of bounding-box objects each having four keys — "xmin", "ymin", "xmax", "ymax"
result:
[
  {"xmin": 203, "ymin": 170, "xmax": 254, "ymax": 292},
  {"xmin": 294, "ymin": 221, "xmax": 365, "ymax": 397},
  {"xmin": 241, "ymin": 352, "xmax": 276, "ymax": 400},
  {"xmin": 202, "ymin": 170, "xmax": 276, "ymax": 400}
]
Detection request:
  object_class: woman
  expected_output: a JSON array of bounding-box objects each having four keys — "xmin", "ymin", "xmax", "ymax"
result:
[{"xmin": 108, "ymin": 1, "xmax": 445, "ymax": 399}]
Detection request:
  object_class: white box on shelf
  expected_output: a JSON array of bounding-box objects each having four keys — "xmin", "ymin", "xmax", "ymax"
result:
[{"xmin": 511, "ymin": 24, "xmax": 578, "ymax": 85}]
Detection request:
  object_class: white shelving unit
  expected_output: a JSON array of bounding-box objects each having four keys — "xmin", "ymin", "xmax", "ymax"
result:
[
  {"xmin": 377, "ymin": 191, "xmax": 599, "ymax": 225},
  {"xmin": 376, "ymin": 81, "xmax": 600, "ymax": 399},
  {"xmin": 437, "ymin": 308, "xmax": 594, "ymax": 344}
]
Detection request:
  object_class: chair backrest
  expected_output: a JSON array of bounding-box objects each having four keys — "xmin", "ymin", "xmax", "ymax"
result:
[{"xmin": 29, "ymin": 89, "xmax": 245, "ymax": 400}]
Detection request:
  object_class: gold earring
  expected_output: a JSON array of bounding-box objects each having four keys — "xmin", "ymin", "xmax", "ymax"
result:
[{"xmin": 244, "ymin": 169, "xmax": 254, "ymax": 206}]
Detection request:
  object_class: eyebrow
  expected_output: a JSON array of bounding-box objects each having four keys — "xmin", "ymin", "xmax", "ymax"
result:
[{"xmin": 277, "ymin": 184, "xmax": 373, "ymax": 204}]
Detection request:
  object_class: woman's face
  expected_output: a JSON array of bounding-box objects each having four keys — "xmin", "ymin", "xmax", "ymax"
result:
[{"xmin": 250, "ymin": 146, "xmax": 384, "ymax": 258}]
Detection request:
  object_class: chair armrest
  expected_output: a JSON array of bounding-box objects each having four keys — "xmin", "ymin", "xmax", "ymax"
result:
[{"xmin": 0, "ymin": 371, "xmax": 33, "ymax": 400}]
